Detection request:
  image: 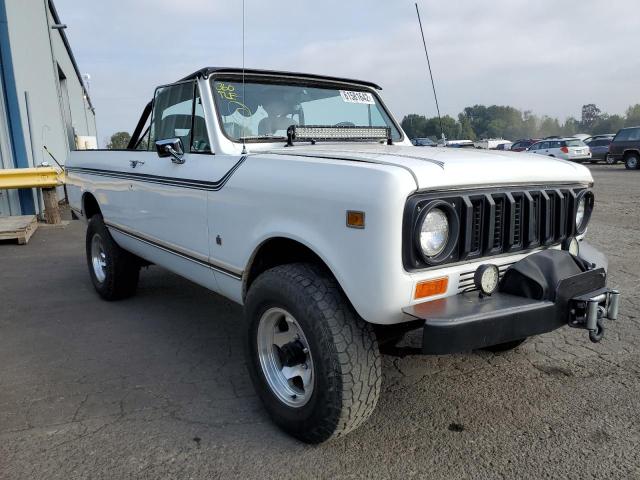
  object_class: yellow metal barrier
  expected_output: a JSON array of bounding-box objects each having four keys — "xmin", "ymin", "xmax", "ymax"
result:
[{"xmin": 0, "ymin": 167, "xmax": 64, "ymax": 189}]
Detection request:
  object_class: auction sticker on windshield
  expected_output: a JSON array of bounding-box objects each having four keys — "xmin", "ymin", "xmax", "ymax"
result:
[{"xmin": 340, "ymin": 90, "xmax": 375, "ymax": 104}]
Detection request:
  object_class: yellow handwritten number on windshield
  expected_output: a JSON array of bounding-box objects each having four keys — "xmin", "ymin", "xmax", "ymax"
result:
[{"xmin": 216, "ymin": 83, "xmax": 252, "ymax": 116}]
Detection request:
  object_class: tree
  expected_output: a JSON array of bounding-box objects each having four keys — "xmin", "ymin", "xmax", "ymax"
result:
[
  {"xmin": 580, "ymin": 104, "xmax": 601, "ymax": 130},
  {"xmin": 401, "ymin": 114, "xmax": 428, "ymax": 139},
  {"xmin": 562, "ymin": 117, "xmax": 581, "ymax": 137},
  {"xmin": 538, "ymin": 116, "xmax": 561, "ymax": 138},
  {"xmin": 592, "ymin": 114, "xmax": 625, "ymax": 135},
  {"xmin": 107, "ymin": 131, "xmax": 131, "ymax": 150},
  {"xmin": 400, "ymin": 102, "xmax": 638, "ymax": 143},
  {"xmin": 435, "ymin": 115, "xmax": 461, "ymax": 140},
  {"xmin": 625, "ymin": 104, "xmax": 640, "ymax": 127},
  {"xmin": 458, "ymin": 116, "xmax": 476, "ymax": 140}
]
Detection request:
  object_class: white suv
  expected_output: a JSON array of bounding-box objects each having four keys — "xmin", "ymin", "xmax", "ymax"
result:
[
  {"xmin": 527, "ymin": 138, "xmax": 591, "ymax": 161},
  {"xmin": 66, "ymin": 68, "xmax": 619, "ymax": 443}
]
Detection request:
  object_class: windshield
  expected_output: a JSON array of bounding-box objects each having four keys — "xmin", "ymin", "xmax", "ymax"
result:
[{"xmin": 211, "ymin": 79, "xmax": 401, "ymax": 142}]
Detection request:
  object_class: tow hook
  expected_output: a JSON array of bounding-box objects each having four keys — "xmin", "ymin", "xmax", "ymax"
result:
[{"xmin": 568, "ymin": 289, "xmax": 620, "ymax": 343}]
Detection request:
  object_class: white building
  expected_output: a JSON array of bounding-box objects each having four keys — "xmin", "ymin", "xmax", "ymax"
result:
[{"xmin": 0, "ymin": 0, "xmax": 97, "ymax": 216}]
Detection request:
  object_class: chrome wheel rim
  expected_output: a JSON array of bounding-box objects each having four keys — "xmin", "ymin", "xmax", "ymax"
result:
[
  {"xmin": 90, "ymin": 234, "xmax": 107, "ymax": 283},
  {"xmin": 256, "ymin": 307, "xmax": 314, "ymax": 408},
  {"xmin": 606, "ymin": 155, "xmax": 614, "ymax": 165},
  {"xmin": 628, "ymin": 157, "xmax": 638, "ymax": 169}
]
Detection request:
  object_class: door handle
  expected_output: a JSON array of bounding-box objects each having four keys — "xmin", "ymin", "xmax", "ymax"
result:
[{"xmin": 129, "ymin": 160, "xmax": 145, "ymax": 168}]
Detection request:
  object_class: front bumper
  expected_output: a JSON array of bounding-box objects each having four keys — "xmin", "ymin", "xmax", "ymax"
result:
[{"xmin": 402, "ymin": 249, "xmax": 619, "ymax": 354}]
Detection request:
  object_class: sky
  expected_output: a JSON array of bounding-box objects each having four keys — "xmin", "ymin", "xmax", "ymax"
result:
[{"xmin": 54, "ymin": 0, "xmax": 640, "ymax": 144}]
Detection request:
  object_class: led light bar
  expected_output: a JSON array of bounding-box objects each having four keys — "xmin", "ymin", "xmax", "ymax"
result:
[{"xmin": 287, "ymin": 125, "xmax": 391, "ymax": 145}]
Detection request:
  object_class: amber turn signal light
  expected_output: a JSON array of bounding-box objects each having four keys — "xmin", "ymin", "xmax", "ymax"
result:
[
  {"xmin": 346, "ymin": 210, "xmax": 365, "ymax": 229},
  {"xmin": 414, "ymin": 277, "xmax": 448, "ymax": 300}
]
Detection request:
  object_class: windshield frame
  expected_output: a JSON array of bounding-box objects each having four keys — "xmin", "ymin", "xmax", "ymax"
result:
[{"xmin": 209, "ymin": 73, "xmax": 405, "ymax": 145}]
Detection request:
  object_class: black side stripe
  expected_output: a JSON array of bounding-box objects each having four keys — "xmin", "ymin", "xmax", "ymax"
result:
[
  {"xmin": 106, "ymin": 222, "xmax": 243, "ymax": 280},
  {"xmin": 66, "ymin": 156, "xmax": 247, "ymax": 191}
]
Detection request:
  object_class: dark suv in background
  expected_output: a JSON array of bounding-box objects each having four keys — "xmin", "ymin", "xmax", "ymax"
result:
[{"xmin": 609, "ymin": 126, "xmax": 640, "ymax": 170}]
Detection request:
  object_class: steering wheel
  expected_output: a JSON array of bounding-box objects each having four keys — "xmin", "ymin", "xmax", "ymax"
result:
[{"xmin": 334, "ymin": 121, "xmax": 355, "ymax": 127}]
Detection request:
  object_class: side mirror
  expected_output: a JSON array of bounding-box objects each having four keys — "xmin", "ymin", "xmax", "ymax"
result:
[{"xmin": 156, "ymin": 138, "xmax": 185, "ymax": 164}]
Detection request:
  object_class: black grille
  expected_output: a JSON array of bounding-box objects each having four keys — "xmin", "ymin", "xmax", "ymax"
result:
[
  {"xmin": 512, "ymin": 195, "xmax": 523, "ymax": 247},
  {"xmin": 470, "ymin": 200, "xmax": 482, "ymax": 253},
  {"xmin": 493, "ymin": 197, "xmax": 504, "ymax": 250},
  {"xmin": 403, "ymin": 185, "xmax": 588, "ymax": 271}
]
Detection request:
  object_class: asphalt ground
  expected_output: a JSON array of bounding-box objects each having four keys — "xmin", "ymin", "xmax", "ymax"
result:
[{"xmin": 1, "ymin": 165, "xmax": 639, "ymax": 479}]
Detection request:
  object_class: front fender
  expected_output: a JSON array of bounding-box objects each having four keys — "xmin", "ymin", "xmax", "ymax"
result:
[{"xmin": 207, "ymin": 154, "xmax": 418, "ymax": 323}]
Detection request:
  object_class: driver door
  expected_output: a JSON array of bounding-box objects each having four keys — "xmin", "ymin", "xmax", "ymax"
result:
[{"xmin": 120, "ymin": 81, "xmax": 216, "ymax": 288}]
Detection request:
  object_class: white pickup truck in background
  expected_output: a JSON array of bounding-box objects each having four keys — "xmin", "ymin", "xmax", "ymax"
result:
[{"xmin": 66, "ymin": 67, "xmax": 619, "ymax": 443}]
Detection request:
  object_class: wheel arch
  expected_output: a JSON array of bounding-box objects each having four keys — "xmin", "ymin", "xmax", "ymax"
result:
[
  {"xmin": 82, "ymin": 192, "xmax": 102, "ymax": 219},
  {"xmin": 242, "ymin": 236, "xmax": 347, "ymax": 303}
]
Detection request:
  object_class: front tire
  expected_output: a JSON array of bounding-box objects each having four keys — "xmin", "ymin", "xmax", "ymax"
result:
[
  {"xmin": 625, "ymin": 153, "xmax": 639, "ymax": 170},
  {"xmin": 86, "ymin": 214, "xmax": 140, "ymax": 300},
  {"xmin": 245, "ymin": 263, "xmax": 381, "ymax": 443}
]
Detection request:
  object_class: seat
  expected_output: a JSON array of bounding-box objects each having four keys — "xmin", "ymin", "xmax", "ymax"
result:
[{"xmin": 258, "ymin": 116, "xmax": 297, "ymax": 136}]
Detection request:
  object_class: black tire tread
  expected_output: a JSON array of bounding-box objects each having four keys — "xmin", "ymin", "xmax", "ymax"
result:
[
  {"xmin": 624, "ymin": 152, "xmax": 640, "ymax": 170},
  {"xmin": 245, "ymin": 263, "xmax": 381, "ymax": 443},
  {"xmin": 86, "ymin": 214, "xmax": 140, "ymax": 300}
]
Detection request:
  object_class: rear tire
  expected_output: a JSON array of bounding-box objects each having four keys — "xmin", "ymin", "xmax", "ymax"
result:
[
  {"xmin": 86, "ymin": 214, "xmax": 140, "ymax": 300},
  {"xmin": 245, "ymin": 263, "xmax": 381, "ymax": 443},
  {"xmin": 605, "ymin": 154, "xmax": 616, "ymax": 165},
  {"xmin": 624, "ymin": 153, "xmax": 639, "ymax": 170}
]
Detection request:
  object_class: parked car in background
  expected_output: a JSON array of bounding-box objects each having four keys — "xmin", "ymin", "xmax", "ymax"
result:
[
  {"xmin": 608, "ymin": 126, "xmax": 640, "ymax": 170},
  {"xmin": 584, "ymin": 134, "xmax": 615, "ymax": 145},
  {"xmin": 445, "ymin": 140, "xmax": 475, "ymax": 148},
  {"xmin": 586, "ymin": 137, "xmax": 615, "ymax": 164},
  {"xmin": 495, "ymin": 142, "xmax": 513, "ymax": 151},
  {"xmin": 412, "ymin": 137, "xmax": 436, "ymax": 147},
  {"xmin": 474, "ymin": 138, "xmax": 510, "ymax": 150},
  {"xmin": 510, "ymin": 139, "xmax": 540, "ymax": 152},
  {"xmin": 527, "ymin": 138, "xmax": 591, "ymax": 162},
  {"xmin": 436, "ymin": 139, "xmax": 473, "ymax": 147},
  {"xmin": 572, "ymin": 133, "xmax": 591, "ymax": 142}
]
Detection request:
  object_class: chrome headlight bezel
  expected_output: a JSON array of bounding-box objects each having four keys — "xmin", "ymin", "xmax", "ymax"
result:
[
  {"xmin": 414, "ymin": 200, "xmax": 460, "ymax": 265},
  {"xmin": 574, "ymin": 189, "xmax": 594, "ymax": 235}
]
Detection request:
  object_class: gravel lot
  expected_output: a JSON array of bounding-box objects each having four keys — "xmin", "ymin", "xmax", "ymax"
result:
[{"xmin": 1, "ymin": 165, "xmax": 639, "ymax": 479}]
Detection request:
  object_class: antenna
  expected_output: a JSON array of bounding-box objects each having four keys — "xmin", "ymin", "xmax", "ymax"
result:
[
  {"xmin": 415, "ymin": 2, "xmax": 444, "ymax": 141},
  {"xmin": 241, "ymin": 0, "xmax": 247, "ymax": 154}
]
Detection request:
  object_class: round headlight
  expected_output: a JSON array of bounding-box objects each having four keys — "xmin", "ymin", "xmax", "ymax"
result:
[
  {"xmin": 575, "ymin": 196, "xmax": 586, "ymax": 230},
  {"xmin": 419, "ymin": 208, "xmax": 449, "ymax": 257}
]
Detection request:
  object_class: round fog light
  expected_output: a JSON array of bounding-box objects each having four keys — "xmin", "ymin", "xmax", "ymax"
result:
[
  {"xmin": 474, "ymin": 264, "xmax": 500, "ymax": 296},
  {"xmin": 562, "ymin": 237, "xmax": 580, "ymax": 256}
]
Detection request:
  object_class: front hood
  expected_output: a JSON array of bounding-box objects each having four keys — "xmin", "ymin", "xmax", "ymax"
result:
[{"xmin": 265, "ymin": 144, "xmax": 593, "ymax": 190}]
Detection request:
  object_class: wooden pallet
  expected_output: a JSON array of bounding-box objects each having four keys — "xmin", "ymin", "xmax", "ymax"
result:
[{"xmin": 0, "ymin": 215, "xmax": 38, "ymax": 245}]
